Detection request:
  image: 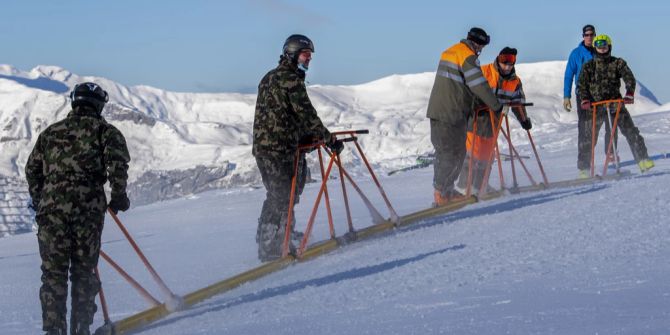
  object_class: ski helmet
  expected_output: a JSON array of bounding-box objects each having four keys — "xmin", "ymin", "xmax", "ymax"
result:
[
  {"xmin": 283, "ymin": 34, "xmax": 314, "ymax": 63},
  {"xmin": 593, "ymin": 34, "xmax": 612, "ymax": 49},
  {"xmin": 70, "ymin": 82, "xmax": 109, "ymax": 112},
  {"xmin": 467, "ymin": 27, "xmax": 490, "ymax": 46}
]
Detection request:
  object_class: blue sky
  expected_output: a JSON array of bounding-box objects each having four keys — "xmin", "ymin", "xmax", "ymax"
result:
[{"xmin": 2, "ymin": 1, "xmax": 669, "ymax": 102}]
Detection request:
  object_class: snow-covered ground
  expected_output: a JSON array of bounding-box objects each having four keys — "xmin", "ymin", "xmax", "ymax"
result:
[{"xmin": 1, "ymin": 102, "xmax": 670, "ymax": 334}]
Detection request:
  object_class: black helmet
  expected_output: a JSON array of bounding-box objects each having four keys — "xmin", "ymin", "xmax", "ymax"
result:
[
  {"xmin": 283, "ymin": 34, "xmax": 314, "ymax": 63},
  {"xmin": 70, "ymin": 82, "xmax": 109, "ymax": 112},
  {"xmin": 467, "ymin": 27, "xmax": 490, "ymax": 46}
]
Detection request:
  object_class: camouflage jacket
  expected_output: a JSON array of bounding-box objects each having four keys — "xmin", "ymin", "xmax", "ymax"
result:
[
  {"xmin": 25, "ymin": 106, "xmax": 130, "ymax": 215},
  {"xmin": 252, "ymin": 57, "xmax": 331, "ymax": 158},
  {"xmin": 577, "ymin": 53, "xmax": 636, "ymax": 103}
]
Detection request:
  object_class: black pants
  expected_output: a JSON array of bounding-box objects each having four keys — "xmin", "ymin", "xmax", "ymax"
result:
[
  {"xmin": 37, "ymin": 211, "xmax": 103, "ymax": 333},
  {"xmin": 430, "ymin": 118, "xmax": 467, "ymax": 194},
  {"xmin": 577, "ymin": 104, "xmax": 617, "ymax": 170},
  {"xmin": 255, "ymin": 153, "xmax": 307, "ymax": 258}
]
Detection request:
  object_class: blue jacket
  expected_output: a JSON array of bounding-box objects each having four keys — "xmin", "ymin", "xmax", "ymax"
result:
[{"xmin": 563, "ymin": 42, "xmax": 594, "ymax": 98}]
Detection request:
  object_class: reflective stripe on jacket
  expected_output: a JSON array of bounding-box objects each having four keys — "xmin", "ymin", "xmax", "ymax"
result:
[
  {"xmin": 466, "ymin": 62, "xmax": 527, "ymax": 159},
  {"xmin": 481, "ymin": 63, "xmax": 525, "ymax": 105},
  {"xmin": 426, "ymin": 39, "xmax": 502, "ymax": 124}
]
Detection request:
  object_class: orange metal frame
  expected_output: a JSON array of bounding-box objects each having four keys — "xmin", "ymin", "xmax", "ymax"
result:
[
  {"xmin": 281, "ymin": 130, "xmax": 399, "ymax": 258},
  {"xmin": 96, "ymin": 209, "xmax": 179, "ymax": 318},
  {"xmin": 589, "ymin": 99, "xmax": 624, "ymax": 178},
  {"xmin": 466, "ymin": 103, "xmax": 548, "ymax": 196}
]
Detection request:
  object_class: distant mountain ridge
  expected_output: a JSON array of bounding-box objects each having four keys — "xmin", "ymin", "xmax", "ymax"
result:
[{"xmin": 0, "ymin": 61, "xmax": 663, "ymax": 207}]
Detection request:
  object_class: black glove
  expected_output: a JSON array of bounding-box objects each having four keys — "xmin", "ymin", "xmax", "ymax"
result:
[
  {"xmin": 519, "ymin": 118, "xmax": 532, "ymax": 130},
  {"xmin": 327, "ymin": 139, "xmax": 345, "ymax": 155},
  {"xmin": 623, "ymin": 91, "xmax": 634, "ymax": 104},
  {"xmin": 109, "ymin": 193, "xmax": 130, "ymax": 214},
  {"xmin": 298, "ymin": 135, "xmax": 318, "ymax": 146}
]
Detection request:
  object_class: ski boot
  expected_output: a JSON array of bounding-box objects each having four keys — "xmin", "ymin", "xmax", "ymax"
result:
[
  {"xmin": 638, "ymin": 159, "xmax": 655, "ymax": 172},
  {"xmin": 578, "ymin": 169, "xmax": 590, "ymax": 179}
]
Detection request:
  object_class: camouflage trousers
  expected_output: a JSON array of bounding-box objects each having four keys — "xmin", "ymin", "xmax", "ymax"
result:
[
  {"xmin": 37, "ymin": 210, "xmax": 104, "ymax": 333},
  {"xmin": 577, "ymin": 104, "xmax": 618, "ymax": 170},
  {"xmin": 430, "ymin": 118, "xmax": 467, "ymax": 195},
  {"xmin": 579, "ymin": 104, "xmax": 647, "ymax": 170},
  {"xmin": 255, "ymin": 154, "xmax": 307, "ymax": 261}
]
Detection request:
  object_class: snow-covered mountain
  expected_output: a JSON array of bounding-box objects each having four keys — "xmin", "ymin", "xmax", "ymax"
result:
[{"xmin": 0, "ymin": 61, "xmax": 662, "ymax": 207}]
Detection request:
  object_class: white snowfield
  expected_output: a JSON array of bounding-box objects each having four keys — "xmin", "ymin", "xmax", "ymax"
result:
[
  {"xmin": 1, "ymin": 62, "xmax": 670, "ymax": 334},
  {"xmin": 0, "ymin": 61, "xmax": 662, "ymax": 182}
]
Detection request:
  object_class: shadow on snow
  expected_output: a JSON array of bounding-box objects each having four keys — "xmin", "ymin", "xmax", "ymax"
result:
[
  {"xmin": 0, "ymin": 74, "xmax": 69, "ymax": 94},
  {"xmin": 143, "ymin": 244, "xmax": 466, "ymax": 331}
]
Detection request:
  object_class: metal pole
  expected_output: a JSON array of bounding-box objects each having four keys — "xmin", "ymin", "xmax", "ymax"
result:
[
  {"xmin": 281, "ymin": 150, "xmax": 302, "ymax": 257},
  {"xmin": 107, "ymin": 209, "xmax": 174, "ymax": 299},
  {"xmin": 94, "ymin": 267, "xmax": 111, "ymax": 323},
  {"xmin": 317, "ymin": 147, "xmax": 336, "ymax": 239},
  {"xmin": 99, "ymin": 250, "xmax": 161, "ymax": 306},
  {"xmin": 601, "ymin": 100, "xmax": 623, "ymax": 176}
]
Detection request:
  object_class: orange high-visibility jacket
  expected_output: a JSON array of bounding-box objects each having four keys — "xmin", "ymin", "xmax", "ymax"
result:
[
  {"xmin": 426, "ymin": 40, "xmax": 502, "ymax": 125},
  {"xmin": 480, "ymin": 62, "xmax": 526, "ymax": 106},
  {"xmin": 467, "ymin": 62, "xmax": 527, "ymax": 160}
]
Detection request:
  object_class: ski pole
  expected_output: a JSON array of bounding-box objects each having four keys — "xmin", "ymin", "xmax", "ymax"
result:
[{"xmin": 107, "ymin": 209, "xmax": 175, "ymax": 300}]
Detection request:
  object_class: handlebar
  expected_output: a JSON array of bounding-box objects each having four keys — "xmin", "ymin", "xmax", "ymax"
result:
[
  {"xmin": 332, "ymin": 129, "xmax": 369, "ymax": 136},
  {"xmin": 503, "ymin": 102, "xmax": 534, "ymax": 107}
]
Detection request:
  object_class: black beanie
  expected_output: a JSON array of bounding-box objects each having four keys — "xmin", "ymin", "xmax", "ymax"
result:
[
  {"xmin": 467, "ymin": 27, "xmax": 490, "ymax": 46},
  {"xmin": 499, "ymin": 47, "xmax": 517, "ymax": 56},
  {"xmin": 582, "ymin": 24, "xmax": 595, "ymax": 34}
]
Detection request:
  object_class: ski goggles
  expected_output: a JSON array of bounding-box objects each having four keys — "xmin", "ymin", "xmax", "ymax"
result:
[
  {"xmin": 498, "ymin": 54, "xmax": 516, "ymax": 65},
  {"xmin": 593, "ymin": 39, "xmax": 609, "ymax": 48}
]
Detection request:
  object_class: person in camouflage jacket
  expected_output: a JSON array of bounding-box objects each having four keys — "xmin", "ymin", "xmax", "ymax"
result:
[
  {"xmin": 252, "ymin": 34, "xmax": 341, "ymax": 262},
  {"xmin": 577, "ymin": 34, "xmax": 653, "ymax": 173},
  {"xmin": 25, "ymin": 82, "xmax": 131, "ymax": 335}
]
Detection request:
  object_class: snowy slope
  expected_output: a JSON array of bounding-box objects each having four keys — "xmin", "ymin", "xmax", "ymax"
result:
[{"xmin": 1, "ymin": 104, "xmax": 670, "ymax": 334}]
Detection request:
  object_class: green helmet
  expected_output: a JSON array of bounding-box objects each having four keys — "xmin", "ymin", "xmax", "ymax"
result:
[{"xmin": 593, "ymin": 34, "xmax": 612, "ymax": 48}]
